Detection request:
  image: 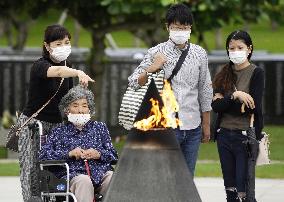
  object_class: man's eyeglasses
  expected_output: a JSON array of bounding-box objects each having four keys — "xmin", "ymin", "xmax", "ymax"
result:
[{"xmin": 169, "ymin": 25, "xmax": 191, "ymax": 31}]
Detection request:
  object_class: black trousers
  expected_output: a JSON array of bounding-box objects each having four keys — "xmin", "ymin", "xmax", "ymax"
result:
[{"xmin": 217, "ymin": 128, "xmax": 258, "ymax": 202}]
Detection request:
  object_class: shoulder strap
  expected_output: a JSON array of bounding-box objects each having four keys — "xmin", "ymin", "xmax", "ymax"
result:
[
  {"xmin": 168, "ymin": 43, "xmax": 190, "ymax": 83},
  {"xmin": 241, "ymin": 102, "xmax": 254, "ymax": 127},
  {"xmin": 16, "ymin": 78, "xmax": 65, "ymax": 134}
]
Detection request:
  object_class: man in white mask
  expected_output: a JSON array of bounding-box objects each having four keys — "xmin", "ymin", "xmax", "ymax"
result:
[
  {"xmin": 39, "ymin": 85, "xmax": 118, "ymax": 202},
  {"xmin": 128, "ymin": 3, "xmax": 213, "ymax": 177}
]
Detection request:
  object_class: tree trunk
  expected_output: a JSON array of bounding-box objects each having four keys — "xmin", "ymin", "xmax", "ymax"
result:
[
  {"xmin": 0, "ymin": 21, "xmax": 12, "ymax": 46},
  {"xmin": 197, "ymin": 32, "xmax": 208, "ymax": 51},
  {"xmin": 134, "ymin": 36, "xmax": 141, "ymax": 47},
  {"xmin": 58, "ymin": 9, "xmax": 68, "ymax": 25},
  {"xmin": 214, "ymin": 28, "xmax": 223, "ymax": 50},
  {"xmin": 13, "ymin": 22, "xmax": 28, "ymax": 50},
  {"xmin": 73, "ymin": 20, "xmax": 81, "ymax": 47},
  {"xmin": 132, "ymin": 29, "xmax": 152, "ymax": 47},
  {"xmin": 10, "ymin": 16, "xmax": 32, "ymax": 50},
  {"xmin": 243, "ymin": 21, "xmax": 250, "ymax": 32},
  {"xmin": 4, "ymin": 20, "xmax": 13, "ymax": 47},
  {"xmin": 271, "ymin": 20, "xmax": 278, "ymax": 31},
  {"xmin": 90, "ymin": 30, "xmax": 107, "ymax": 121},
  {"xmin": 0, "ymin": 22, "xmax": 4, "ymax": 36},
  {"xmin": 132, "ymin": 27, "xmax": 167, "ymax": 47}
]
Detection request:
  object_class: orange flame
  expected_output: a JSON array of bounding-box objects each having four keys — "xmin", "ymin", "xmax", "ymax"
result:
[{"xmin": 134, "ymin": 80, "xmax": 182, "ymax": 131}]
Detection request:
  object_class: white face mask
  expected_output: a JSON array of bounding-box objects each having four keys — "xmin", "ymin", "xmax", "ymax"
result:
[
  {"xmin": 50, "ymin": 45, "xmax": 71, "ymax": 62},
  {"xmin": 67, "ymin": 113, "xmax": 91, "ymax": 127},
  {"xmin": 169, "ymin": 30, "xmax": 191, "ymax": 45},
  {"xmin": 229, "ymin": 50, "xmax": 248, "ymax": 64}
]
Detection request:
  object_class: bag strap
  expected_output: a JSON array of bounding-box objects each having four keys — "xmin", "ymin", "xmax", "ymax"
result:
[
  {"xmin": 16, "ymin": 78, "xmax": 65, "ymax": 134},
  {"xmin": 168, "ymin": 43, "xmax": 190, "ymax": 83},
  {"xmin": 241, "ymin": 103, "xmax": 254, "ymax": 127},
  {"xmin": 250, "ymin": 114, "xmax": 254, "ymax": 127}
]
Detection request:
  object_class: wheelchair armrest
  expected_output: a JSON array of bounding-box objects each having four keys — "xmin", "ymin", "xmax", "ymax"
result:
[
  {"xmin": 110, "ymin": 157, "xmax": 118, "ymax": 165},
  {"xmin": 39, "ymin": 160, "xmax": 66, "ymax": 165}
]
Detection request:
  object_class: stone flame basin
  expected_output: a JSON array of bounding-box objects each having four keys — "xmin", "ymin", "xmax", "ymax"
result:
[{"xmin": 103, "ymin": 128, "xmax": 202, "ymax": 202}]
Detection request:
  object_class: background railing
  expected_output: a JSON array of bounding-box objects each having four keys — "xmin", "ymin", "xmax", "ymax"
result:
[{"xmin": 1, "ymin": 48, "xmax": 284, "ymax": 134}]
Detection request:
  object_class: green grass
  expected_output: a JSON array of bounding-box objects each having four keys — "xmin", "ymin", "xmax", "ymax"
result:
[
  {"xmin": 113, "ymin": 140, "xmax": 125, "ymax": 156},
  {"xmin": 0, "ymin": 125, "xmax": 283, "ymax": 177},
  {"xmin": 195, "ymin": 125, "xmax": 284, "ymax": 178},
  {"xmin": 195, "ymin": 21, "xmax": 284, "ymax": 53},
  {"xmin": 1, "ymin": 9, "xmax": 284, "ymax": 53},
  {"xmin": 195, "ymin": 162, "xmax": 284, "ymax": 179},
  {"xmin": 255, "ymin": 164, "xmax": 284, "ymax": 178},
  {"xmin": 195, "ymin": 163, "xmax": 223, "ymax": 177},
  {"xmin": 0, "ymin": 163, "xmax": 20, "ymax": 176},
  {"xmin": 0, "ymin": 147, "xmax": 7, "ymax": 158},
  {"xmin": 0, "ymin": 140, "xmax": 125, "ymax": 177},
  {"xmin": 198, "ymin": 141, "xmax": 220, "ymax": 160},
  {"xmin": 1, "ymin": 162, "xmax": 283, "ymax": 178},
  {"xmin": 198, "ymin": 125, "xmax": 284, "ymax": 161}
]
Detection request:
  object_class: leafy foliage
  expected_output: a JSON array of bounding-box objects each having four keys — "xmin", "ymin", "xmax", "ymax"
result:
[{"xmin": 1, "ymin": 0, "xmax": 283, "ymax": 49}]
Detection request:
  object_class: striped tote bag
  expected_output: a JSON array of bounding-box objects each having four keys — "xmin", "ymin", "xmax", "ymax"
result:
[{"xmin": 118, "ymin": 70, "xmax": 165, "ymax": 130}]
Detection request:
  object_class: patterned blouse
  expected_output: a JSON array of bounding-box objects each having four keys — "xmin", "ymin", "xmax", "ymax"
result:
[
  {"xmin": 39, "ymin": 121, "xmax": 118, "ymax": 186},
  {"xmin": 128, "ymin": 39, "xmax": 213, "ymax": 130}
]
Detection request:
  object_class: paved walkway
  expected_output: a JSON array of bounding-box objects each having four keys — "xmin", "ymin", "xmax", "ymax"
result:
[
  {"xmin": 0, "ymin": 177, "xmax": 283, "ymax": 201},
  {"xmin": 195, "ymin": 177, "xmax": 284, "ymax": 202}
]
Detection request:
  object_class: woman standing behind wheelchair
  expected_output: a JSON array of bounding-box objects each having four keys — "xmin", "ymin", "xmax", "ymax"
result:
[
  {"xmin": 212, "ymin": 30, "xmax": 264, "ymax": 202},
  {"xmin": 17, "ymin": 24, "xmax": 94, "ymax": 202}
]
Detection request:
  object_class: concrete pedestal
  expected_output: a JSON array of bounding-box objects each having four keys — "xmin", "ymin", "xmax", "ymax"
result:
[{"xmin": 103, "ymin": 129, "xmax": 201, "ymax": 202}]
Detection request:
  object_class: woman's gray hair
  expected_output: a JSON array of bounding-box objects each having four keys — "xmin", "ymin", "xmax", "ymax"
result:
[{"xmin": 59, "ymin": 85, "xmax": 95, "ymax": 118}]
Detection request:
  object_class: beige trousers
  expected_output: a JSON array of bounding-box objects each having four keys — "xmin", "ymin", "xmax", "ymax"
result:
[{"xmin": 70, "ymin": 171, "xmax": 113, "ymax": 202}]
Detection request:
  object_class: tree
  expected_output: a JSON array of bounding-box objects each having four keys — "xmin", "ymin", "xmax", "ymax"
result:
[
  {"xmin": 262, "ymin": 0, "xmax": 284, "ymax": 30},
  {"xmin": 176, "ymin": 0, "xmax": 266, "ymax": 49},
  {"xmin": 0, "ymin": 0, "xmax": 44, "ymax": 50},
  {"xmin": 2, "ymin": 0, "xmax": 282, "ymax": 120}
]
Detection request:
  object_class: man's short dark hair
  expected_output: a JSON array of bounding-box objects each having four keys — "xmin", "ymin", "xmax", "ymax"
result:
[{"xmin": 166, "ymin": 3, "xmax": 193, "ymax": 26}]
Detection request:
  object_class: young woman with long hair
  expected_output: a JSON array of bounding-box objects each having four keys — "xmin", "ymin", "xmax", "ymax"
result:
[{"xmin": 212, "ymin": 30, "xmax": 264, "ymax": 202}]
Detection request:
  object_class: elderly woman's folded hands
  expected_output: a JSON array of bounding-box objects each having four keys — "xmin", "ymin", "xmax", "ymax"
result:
[
  {"xmin": 81, "ymin": 148, "xmax": 101, "ymax": 160},
  {"xmin": 69, "ymin": 147, "xmax": 101, "ymax": 160}
]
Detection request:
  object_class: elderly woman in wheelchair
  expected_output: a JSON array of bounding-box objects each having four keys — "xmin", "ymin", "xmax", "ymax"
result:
[{"xmin": 39, "ymin": 85, "xmax": 118, "ymax": 202}]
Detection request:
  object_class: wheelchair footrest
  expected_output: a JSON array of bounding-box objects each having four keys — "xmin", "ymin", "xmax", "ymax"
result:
[{"xmin": 40, "ymin": 170, "xmax": 67, "ymax": 193}]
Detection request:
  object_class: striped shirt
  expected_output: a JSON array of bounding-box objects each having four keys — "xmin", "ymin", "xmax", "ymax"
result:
[{"xmin": 128, "ymin": 39, "xmax": 213, "ymax": 130}]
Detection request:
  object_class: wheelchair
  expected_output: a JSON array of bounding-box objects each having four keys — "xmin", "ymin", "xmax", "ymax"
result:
[
  {"xmin": 39, "ymin": 160, "xmax": 78, "ymax": 202},
  {"xmin": 29, "ymin": 121, "xmax": 104, "ymax": 202}
]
